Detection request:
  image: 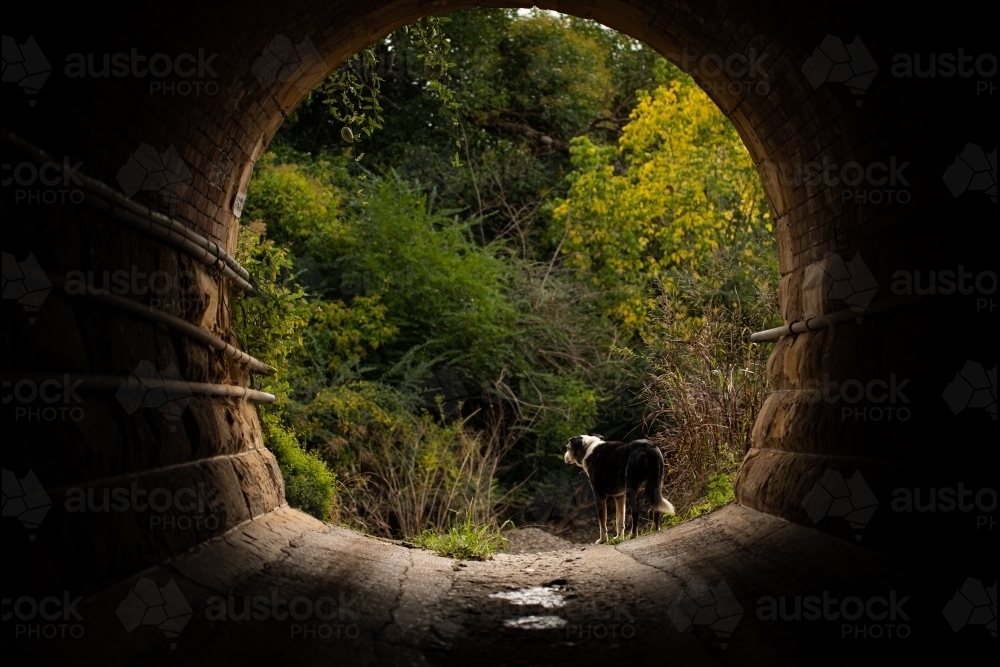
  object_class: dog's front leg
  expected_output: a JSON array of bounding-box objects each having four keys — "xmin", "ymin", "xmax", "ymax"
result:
[{"xmin": 594, "ymin": 495, "xmax": 608, "ymax": 544}]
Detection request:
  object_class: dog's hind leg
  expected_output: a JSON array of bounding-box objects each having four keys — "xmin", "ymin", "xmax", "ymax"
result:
[
  {"xmin": 626, "ymin": 487, "xmax": 640, "ymax": 538},
  {"xmin": 614, "ymin": 496, "xmax": 626, "ymax": 539},
  {"xmin": 594, "ymin": 494, "xmax": 608, "ymax": 544}
]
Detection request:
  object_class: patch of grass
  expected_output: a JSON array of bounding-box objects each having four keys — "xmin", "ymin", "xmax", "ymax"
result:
[
  {"xmin": 663, "ymin": 471, "xmax": 735, "ymax": 528},
  {"xmin": 412, "ymin": 513, "xmax": 513, "ymax": 560}
]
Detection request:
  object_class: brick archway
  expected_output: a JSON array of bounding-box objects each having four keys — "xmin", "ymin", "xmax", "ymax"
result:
[{"xmin": 3, "ymin": 1, "xmax": 993, "ymax": 660}]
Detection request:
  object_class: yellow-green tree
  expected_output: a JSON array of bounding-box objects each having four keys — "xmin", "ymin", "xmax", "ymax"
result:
[{"xmin": 552, "ymin": 70, "xmax": 771, "ymax": 333}]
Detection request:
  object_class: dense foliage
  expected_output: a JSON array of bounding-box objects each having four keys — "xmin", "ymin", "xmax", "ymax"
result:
[{"xmin": 231, "ymin": 9, "xmax": 778, "ymax": 538}]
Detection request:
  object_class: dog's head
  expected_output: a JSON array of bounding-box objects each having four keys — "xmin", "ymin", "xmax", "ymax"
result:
[{"xmin": 564, "ymin": 434, "xmax": 604, "ymax": 467}]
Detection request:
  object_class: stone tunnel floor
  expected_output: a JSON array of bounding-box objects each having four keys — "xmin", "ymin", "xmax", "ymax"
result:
[{"xmin": 43, "ymin": 504, "xmax": 983, "ymax": 666}]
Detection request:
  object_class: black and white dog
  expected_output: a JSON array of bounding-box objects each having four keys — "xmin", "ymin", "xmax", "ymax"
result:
[{"xmin": 564, "ymin": 435, "xmax": 675, "ymax": 543}]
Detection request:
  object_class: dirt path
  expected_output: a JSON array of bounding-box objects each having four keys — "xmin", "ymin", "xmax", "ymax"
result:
[{"xmin": 34, "ymin": 504, "xmax": 980, "ymax": 666}]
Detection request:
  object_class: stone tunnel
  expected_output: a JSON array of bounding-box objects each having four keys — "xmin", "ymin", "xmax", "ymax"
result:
[{"xmin": 2, "ymin": 1, "xmax": 994, "ymax": 664}]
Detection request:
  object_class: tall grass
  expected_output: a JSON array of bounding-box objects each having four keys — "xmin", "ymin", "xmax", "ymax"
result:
[
  {"xmin": 336, "ymin": 409, "xmax": 520, "ymax": 538},
  {"xmin": 627, "ymin": 247, "xmax": 778, "ymax": 514}
]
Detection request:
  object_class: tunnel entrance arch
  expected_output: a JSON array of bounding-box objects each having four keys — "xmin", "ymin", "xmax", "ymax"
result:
[{"xmin": 3, "ymin": 1, "xmax": 993, "ymax": 650}]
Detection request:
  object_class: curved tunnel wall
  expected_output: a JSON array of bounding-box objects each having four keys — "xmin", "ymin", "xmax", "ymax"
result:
[{"xmin": 3, "ymin": 0, "xmax": 994, "ymax": 595}]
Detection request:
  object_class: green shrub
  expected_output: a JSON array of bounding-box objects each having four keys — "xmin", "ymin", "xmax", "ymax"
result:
[{"xmin": 261, "ymin": 411, "xmax": 336, "ymax": 521}]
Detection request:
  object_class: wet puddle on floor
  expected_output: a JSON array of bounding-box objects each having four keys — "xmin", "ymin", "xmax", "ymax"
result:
[
  {"xmin": 489, "ymin": 585, "xmax": 568, "ymax": 630},
  {"xmin": 502, "ymin": 614, "xmax": 567, "ymax": 630},
  {"xmin": 489, "ymin": 586, "xmax": 566, "ymax": 608}
]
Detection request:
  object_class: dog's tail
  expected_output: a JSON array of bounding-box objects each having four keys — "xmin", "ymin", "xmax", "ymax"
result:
[
  {"xmin": 652, "ymin": 489, "xmax": 675, "ymax": 515},
  {"xmin": 643, "ymin": 442, "xmax": 675, "ymax": 515}
]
